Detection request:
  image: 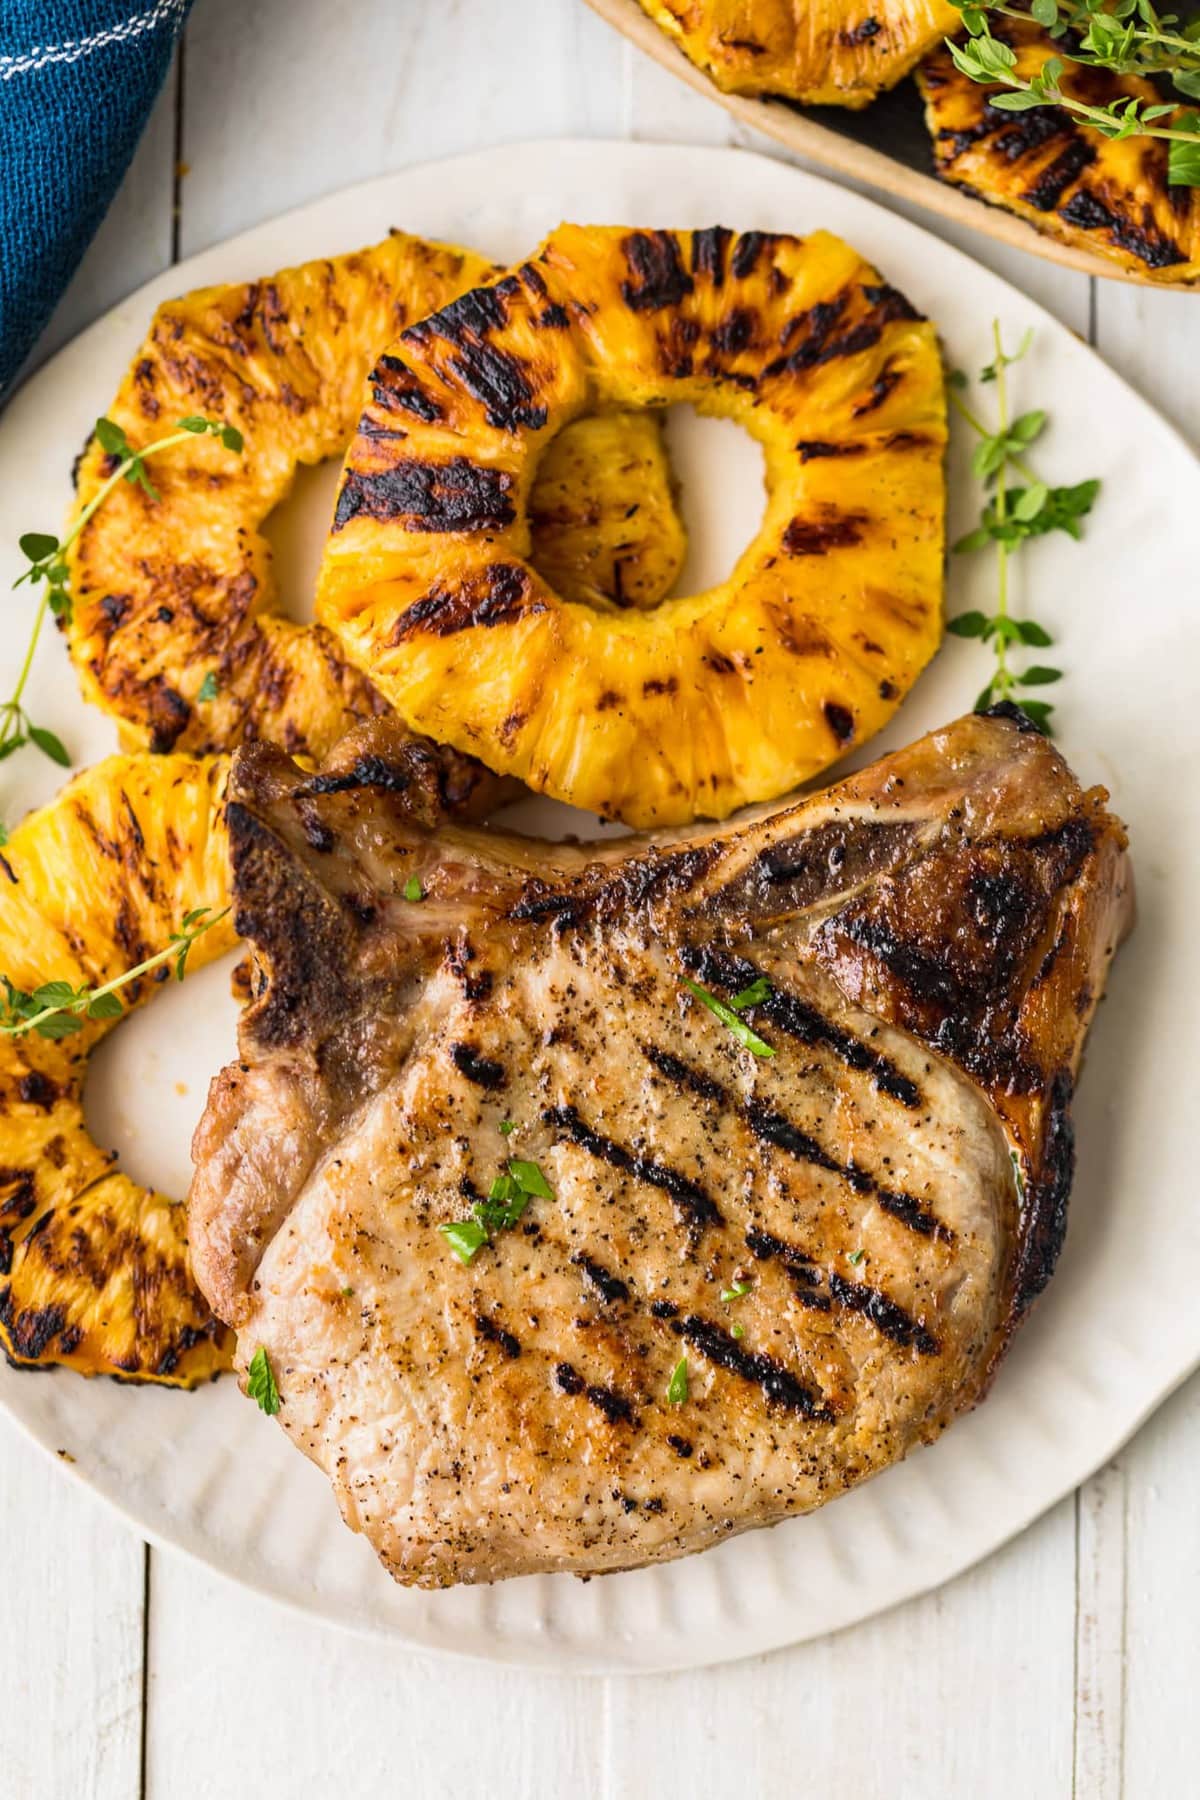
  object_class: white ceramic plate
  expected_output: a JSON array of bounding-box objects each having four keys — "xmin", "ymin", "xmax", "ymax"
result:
[{"xmin": 0, "ymin": 141, "xmax": 1196, "ymax": 1675}]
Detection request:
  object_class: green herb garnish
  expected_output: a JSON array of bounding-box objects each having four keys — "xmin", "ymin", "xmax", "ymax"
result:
[
  {"xmin": 440, "ymin": 1158, "xmax": 555, "ymax": 1264},
  {"xmin": 667, "ymin": 1356, "xmax": 689, "ymax": 1405},
  {"xmin": 197, "ymin": 671, "xmax": 219, "ymax": 703},
  {"xmin": 731, "ymin": 1322, "xmax": 745, "ymax": 1340},
  {"xmin": 403, "ymin": 876, "xmax": 424, "ymax": 902},
  {"xmin": 0, "ymin": 906, "xmax": 229, "ymax": 1040},
  {"xmin": 947, "ymin": 323, "xmax": 1098, "ymax": 735},
  {"xmin": 846, "ymin": 1248, "xmax": 866, "ymax": 1267},
  {"xmin": 246, "ymin": 1345, "xmax": 280, "ymax": 1415},
  {"xmin": 729, "ymin": 976, "xmax": 771, "ymax": 1011},
  {"xmin": 507, "ymin": 1158, "xmax": 554, "ymax": 1200},
  {"xmin": 682, "ymin": 976, "xmax": 774, "ymax": 1058},
  {"xmin": 945, "ymin": 0, "xmax": 1200, "ymax": 179},
  {"xmin": 4, "ymin": 414, "xmax": 243, "ymax": 775},
  {"xmin": 498, "ymin": 1119, "xmax": 516, "ymax": 1136},
  {"xmin": 720, "ymin": 1278, "xmax": 752, "ymax": 1304}
]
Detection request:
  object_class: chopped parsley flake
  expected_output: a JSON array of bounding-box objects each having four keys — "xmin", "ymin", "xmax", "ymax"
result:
[
  {"xmin": 681, "ymin": 976, "xmax": 774, "ymax": 1058},
  {"xmin": 440, "ymin": 1158, "xmax": 554, "ymax": 1264},
  {"xmin": 731, "ymin": 1322, "xmax": 745, "ymax": 1340},
  {"xmin": 846, "ymin": 1248, "xmax": 865, "ymax": 1266},
  {"xmin": 499, "ymin": 1119, "xmax": 516, "ymax": 1136},
  {"xmin": 729, "ymin": 976, "xmax": 771, "ymax": 1011},
  {"xmin": 403, "ymin": 875, "xmax": 424, "ymax": 902},
  {"xmin": 246, "ymin": 1345, "xmax": 280, "ymax": 1415},
  {"xmin": 667, "ymin": 1356, "xmax": 689, "ymax": 1406},
  {"xmin": 720, "ymin": 1279, "xmax": 752, "ymax": 1304},
  {"xmin": 197, "ymin": 670, "xmax": 219, "ymax": 703}
]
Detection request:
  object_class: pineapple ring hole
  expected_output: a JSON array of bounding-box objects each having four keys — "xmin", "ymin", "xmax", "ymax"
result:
[
  {"xmin": 259, "ymin": 411, "xmax": 761, "ymax": 624},
  {"xmin": 658, "ymin": 404, "xmax": 767, "ymax": 599},
  {"xmin": 85, "ymin": 951, "xmax": 242, "ymax": 1204}
]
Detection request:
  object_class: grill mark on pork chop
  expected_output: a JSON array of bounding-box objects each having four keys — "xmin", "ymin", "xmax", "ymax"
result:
[
  {"xmin": 746, "ymin": 1229, "xmax": 937, "ymax": 1346},
  {"xmin": 450, "ymin": 1043, "xmax": 506, "ymax": 1089},
  {"xmin": 742, "ymin": 1102, "xmax": 951, "ymax": 1242},
  {"xmin": 571, "ymin": 1252, "xmax": 631, "ymax": 1305},
  {"xmin": 744, "ymin": 1227, "xmax": 821, "ymax": 1285},
  {"xmin": 684, "ymin": 946, "xmax": 921, "ymax": 1108},
  {"xmin": 640, "ymin": 1043, "xmax": 729, "ymax": 1105},
  {"xmin": 553, "ymin": 1360, "xmax": 638, "ymax": 1426},
  {"xmin": 473, "ymin": 1311, "xmax": 522, "ymax": 1359},
  {"xmin": 677, "ymin": 1316, "xmax": 834, "ymax": 1421},
  {"xmin": 827, "ymin": 1273, "xmax": 939, "ymax": 1355},
  {"xmin": 544, "ymin": 1104, "xmax": 724, "ymax": 1235}
]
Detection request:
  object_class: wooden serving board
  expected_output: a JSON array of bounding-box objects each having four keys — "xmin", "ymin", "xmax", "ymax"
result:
[{"xmin": 586, "ymin": 0, "xmax": 1193, "ymax": 288}]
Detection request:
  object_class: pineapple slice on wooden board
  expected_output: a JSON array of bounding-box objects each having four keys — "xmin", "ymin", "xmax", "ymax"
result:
[
  {"xmin": 636, "ymin": 0, "xmax": 959, "ymax": 107},
  {"xmin": 0, "ymin": 755, "xmax": 235, "ymax": 1385},
  {"xmin": 919, "ymin": 24, "xmax": 1200, "ymax": 284},
  {"xmin": 64, "ymin": 235, "xmax": 687, "ymax": 764},
  {"xmin": 317, "ymin": 224, "xmax": 946, "ymax": 829}
]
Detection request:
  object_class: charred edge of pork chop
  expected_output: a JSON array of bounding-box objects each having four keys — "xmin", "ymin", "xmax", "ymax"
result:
[{"xmin": 193, "ymin": 706, "xmax": 1131, "ymax": 1385}]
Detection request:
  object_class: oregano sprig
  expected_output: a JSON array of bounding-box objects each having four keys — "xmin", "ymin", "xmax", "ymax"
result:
[
  {"xmin": 946, "ymin": 0, "xmax": 1200, "ymax": 182},
  {"xmin": 0, "ymin": 905, "xmax": 229, "ymax": 1041},
  {"xmin": 2, "ymin": 414, "xmax": 244, "ymax": 788},
  {"xmin": 946, "ymin": 322, "xmax": 1100, "ymax": 734}
]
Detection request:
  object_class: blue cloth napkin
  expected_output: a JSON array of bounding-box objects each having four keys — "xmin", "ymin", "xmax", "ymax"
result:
[{"xmin": 0, "ymin": 0, "xmax": 191, "ymax": 400}]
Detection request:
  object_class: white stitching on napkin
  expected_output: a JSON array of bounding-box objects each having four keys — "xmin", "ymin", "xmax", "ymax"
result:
[{"xmin": 0, "ymin": 0, "xmax": 188, "ymax": 81}]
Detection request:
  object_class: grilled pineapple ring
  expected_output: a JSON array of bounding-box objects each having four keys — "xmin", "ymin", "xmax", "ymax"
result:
[
  {"xmin": 0, "ymin": 754, "xmax": 235, "ymax": 1386},
  {"xmin": 317, "ymin": 225, "xmax": 946, "ymax": 828},
  {"xmin": 65, "ymin": 233, "xmax": 685, "ymax": 761}
]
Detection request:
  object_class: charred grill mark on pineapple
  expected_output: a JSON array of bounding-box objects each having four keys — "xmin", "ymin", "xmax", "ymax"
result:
[
  {"xmin": 333, "ymin": 456, "xmax": 516, "ymax": 533},
  {"xmin": 448, "ymin": 335, "xmax": 548, "ymax": 432},
  {"xmin": 853, "ymin": 359, "xmax": 902, "ymax": 416},
  {"xmin": 543, "ymin": 1103, "xmax": 724, "ymax": 1235},
  {"xmin": 824, "ymin": 700, "xmax": 856, "ymax": 745},
  {"xmin": 388, "ymin": 564, "xmax": 540, "ymax": 642},
  {"xmin": 675, "ymin": 1316, "xmax": 834, "ymax": 1421},
  {"xmin": 1058, "ymin": 189, "xmax": 1186, "ymax": 268},
  {"xmin": 795, "ymin": 439, "xmax": 867, "ymax": 461},
  {"xmin": 1022, "ymin": 140, "xmax": 1097, "ymax": 212},
  {"xmin": 691, "ymin": 224, "xmax": 732, "ymax": 284},
  {"xmin": 840, "ymin": 16, "xmax": 882, "ymax": 45},
  {"xmin": 620, "ymin": 230, "xmax": 695, "ymax": 312},
  {"xmin": 0, "ymin": 1291, "xmax": 68, "ymax": 1362},
  {"xmin": 371, "ymin": 353, "xmax": 443, "ymax": 421},
  {"xmin": 782, "ymin": 512, "xmax": 868, "ymax": 555}
]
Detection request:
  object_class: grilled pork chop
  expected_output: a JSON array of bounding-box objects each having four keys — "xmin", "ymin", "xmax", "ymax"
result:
[{"xmin": 190, "ymin": 707, "xmax": 1131, "ymax": 1586}]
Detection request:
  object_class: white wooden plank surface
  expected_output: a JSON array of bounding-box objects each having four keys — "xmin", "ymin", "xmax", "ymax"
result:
[
  {"xmin": 1, "ymin": 1, "xmax": 1198, "ymax": 1793},
  {"xmin": 0, "ymin": 1418, "xmax": 145, "ymax": 1800}
]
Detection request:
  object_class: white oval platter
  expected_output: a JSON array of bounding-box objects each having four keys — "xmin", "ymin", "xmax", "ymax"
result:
[{"xmin": 0, "ymin": 140, "xmax": 1196, "ymax": 1674}]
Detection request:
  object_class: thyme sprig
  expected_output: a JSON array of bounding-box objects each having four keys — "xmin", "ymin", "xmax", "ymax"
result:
[
  {"xmin": 947, "ymin": 322, "xmax": 1100, "ymax": 734},
  {"xmin": 3, "ymin": 414, "xmax": 243, "ymax": 784},
  {"xmin": 0, "ymin": 906, "xmax": 229, "ymax": 1041},
  {"xmin": 947, "ymin": 0, "xmax": 1200, "ymax": 181}
]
